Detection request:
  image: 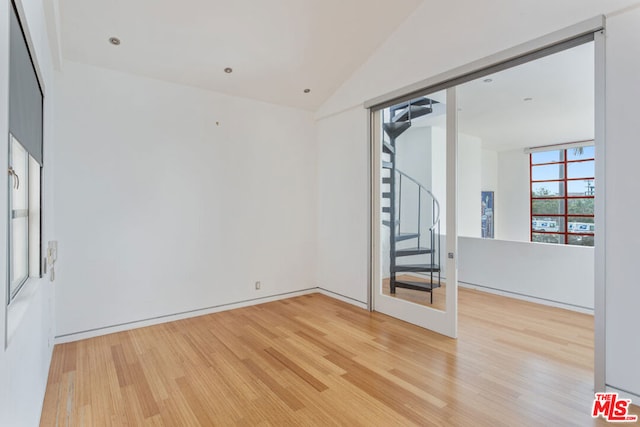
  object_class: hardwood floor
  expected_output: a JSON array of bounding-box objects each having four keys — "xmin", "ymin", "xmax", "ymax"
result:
[{"xmin": 41, "ymin": 290, "xmax": 636, "ymax": 426}]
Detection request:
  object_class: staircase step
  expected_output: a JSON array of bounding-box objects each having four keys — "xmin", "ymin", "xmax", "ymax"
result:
[
  {"xmin": 395, "ymin": 233, "xmax": 419, "ymax": 242},
  {"xmin": 392, "ymin": 104, "xmax": 434, "ymax": 122},
  {"xmin": 382, "ymin": 141, "xmax": 395, "ymax": 154},
  {"xmin": 382, "ymin": 177, "xmax": 392, "ymax": 184},
  {"xmin": 394, "ymin": 280, "xmax": 441, "ymax": 293},
  {"xmin": 392, "ymin": 264, "xmax": 441, "ymax": 273},
  {"xmin": 390, "ymin": 97, "xmax": 433, "ymax": 112},
  {"xmin": 395, "ymin": 247, "xmax": 434, "ymax": 257},
  {"xmin": 382, "ymin": 161, "xmax": 393, "ymax": 169},
  {"xmin": 382, "ymin": 207, "xmax": 391, "ymax": 213},
  {"xmin": 382, "ymin": 192, "xmax": 391, "ymax": 199},
  {"xmin": 383, "ymin": 121, "xmax": 411, "ymax": 139}
]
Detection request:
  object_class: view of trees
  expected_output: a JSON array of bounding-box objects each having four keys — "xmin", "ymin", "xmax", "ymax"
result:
[
  {"xmin": 530, "ymin": 147, "xmax": 595, "ymax": 247},
  {"xmin": 531, "ymin": 187, "xmax": 594, "ymax": 246}
]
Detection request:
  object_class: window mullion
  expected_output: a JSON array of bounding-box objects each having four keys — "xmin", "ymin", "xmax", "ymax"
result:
[
  {"xmin": 564, "ymin": 149, "xmax": 569, "ymax": 245},
  {"xmin": 530, "ymin": 153, "xmax": 533, "ymax": 242}
]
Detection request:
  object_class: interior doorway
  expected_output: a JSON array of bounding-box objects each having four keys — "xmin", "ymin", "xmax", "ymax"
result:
[{"xmin": 369, "ymin": 26, "xmax": 602, "ymax": 389}]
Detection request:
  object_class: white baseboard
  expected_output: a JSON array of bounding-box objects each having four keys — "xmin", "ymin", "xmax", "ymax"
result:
[
  {"xmin": 605, "ymin": 385, "xmax": 640, "ymax": 406},
  {"xmin": 377, "ymin": 275, "xmax": 592, "ymax": 314},
  {"xmin": 316, "ymin": 288, "xmax": 368, "ymax": 309},
  {"xmin": 54, "ymin": 281, "xmax": 590, "ymax": 345},
  {"xmin": 459, "ymin": 281, "xmax": 594, "ymax": 315},
  {"xmin": 54, "ymin": 288, "xmax": 319, "ymax": 344}
]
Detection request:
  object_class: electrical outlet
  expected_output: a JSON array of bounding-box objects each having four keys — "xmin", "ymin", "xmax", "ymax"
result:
[{"xmin": 255, "ymin": 281, "xmax": 261, "ymax": 290}]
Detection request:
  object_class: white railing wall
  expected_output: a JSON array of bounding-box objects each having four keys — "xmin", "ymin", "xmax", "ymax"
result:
[{"xmin": 458, "ymin": 237, "xmax": 594, "ymax": 310}]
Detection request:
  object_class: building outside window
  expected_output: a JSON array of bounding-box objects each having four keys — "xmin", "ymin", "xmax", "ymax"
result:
[{"xmin": 530, "ymin": 144, "xmax": 595, "ymax": 246}]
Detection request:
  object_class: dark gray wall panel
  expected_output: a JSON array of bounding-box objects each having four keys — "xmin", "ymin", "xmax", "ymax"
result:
[{"xmin": 9, "ymin": 2, "xmax": 43, "ymax": 164}]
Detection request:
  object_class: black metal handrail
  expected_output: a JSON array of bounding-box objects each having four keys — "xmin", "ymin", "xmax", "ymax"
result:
[
  {"xmin": 394, "ymin": 167, "xmax": 442, "ymax": 278},
  {"xmin": 396, "ymin": 168, "xmax": 440, "ymax": 232}
]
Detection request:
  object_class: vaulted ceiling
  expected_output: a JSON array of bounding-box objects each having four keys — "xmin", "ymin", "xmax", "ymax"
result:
[{"xmin": 58, "ymin": 0, "xmax": 423, "ymax": 110}]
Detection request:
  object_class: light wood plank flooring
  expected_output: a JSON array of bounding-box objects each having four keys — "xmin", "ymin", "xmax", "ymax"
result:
[{"xmin": 41, "ymin": 290, "xmax": 637, "ymax": 426}]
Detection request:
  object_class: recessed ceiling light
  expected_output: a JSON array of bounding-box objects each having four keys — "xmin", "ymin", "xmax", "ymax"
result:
[
  {"xmin": 224, "ymin": 67, "xmax": 233, "ymax": 74},
  {"xmin": 523, "ymin": 97, "xmax": 533, "ymax": 101},
  {"xmin": 303, "ymin": 88, "xmax": 311, "ymax": 93},
  {"xmin": 109, "ymin": 37, "xmax": 121, "ymax": 46},
  {"xmin": 483, "ymin": 78, "xmax": 493, "ymax": 83}
]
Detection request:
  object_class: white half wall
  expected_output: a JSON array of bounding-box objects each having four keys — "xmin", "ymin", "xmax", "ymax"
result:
[
  {"xmin": 53, "ymin": 61, "xmax": 318, "ymax": 338},
  {"xmin": 459, "ymin": 237, "xmax": 594, "ymax": 310},
  {"xmin": 604, "ymin": 5, "xmax": 640, "ymax": 399},
  {"xmin": 1, "ymin": 0, "xmax": 56, "ymax": 426}
]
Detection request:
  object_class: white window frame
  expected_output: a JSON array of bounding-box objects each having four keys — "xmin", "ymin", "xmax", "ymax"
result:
[{"xmin": 7, "ymin": 133, "xmax": 41, "ymax": 304}]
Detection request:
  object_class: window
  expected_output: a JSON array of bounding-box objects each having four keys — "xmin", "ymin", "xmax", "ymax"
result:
[
  {"xmin": 530, "ymin": 144, "xmax": 595, "ymax": 246},
  {"xmin": 7, "ymin": 1, "xmax": 44, "ymax": 303},
  {"xmin": 8, "ymin": 135, "xmax": 41, "ymax": 301}
]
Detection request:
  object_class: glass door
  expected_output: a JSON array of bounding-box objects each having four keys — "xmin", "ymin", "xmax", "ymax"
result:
[{"xmin": 372, "ymin": 88, "xmax": 458, "ymax": 338}]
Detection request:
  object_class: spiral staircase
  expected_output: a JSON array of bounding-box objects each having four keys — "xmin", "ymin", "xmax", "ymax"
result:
[{"xmin": 381, "ymin": 97, "xmax": 442, "ymax": 304}]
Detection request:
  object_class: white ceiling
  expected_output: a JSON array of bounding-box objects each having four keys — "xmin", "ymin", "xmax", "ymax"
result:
[
  {"xmin": 58, "ymin": 0, "xmax": 423, "ymax": 110},
  {"xmin": 408, "ymin": 42, "xmax": 594, "ymax": 151},
  {"xmin": 458, "ymin": 41, "xmax": 594, "ymax": 151}
]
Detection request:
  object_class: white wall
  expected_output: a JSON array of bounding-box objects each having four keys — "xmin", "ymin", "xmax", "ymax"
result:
[
  {"xmin": 395, "ymin": 126, "xmax": 432, "ymax": 239},
  {"xmin": 315, "ymin": 0, "xmax": 640, "ymax": 399},
  {"xmin": 459, "ymin": 237, "xmax": 594, "ymax": 309},
  {"xmin": 53, "ymin": 61, "xmax": 318, "ymax": 338},
  {"xmin": 316, "ymin": 106, "xmax": 369, "ymax": 304},
  {"xmin": 481, "ymin": 149, "xmax": 498, "ymax": 192},
  {"xmin": 458, "ymin": 133, "xmax": 482, "ymax": 238},
  {"xmin": 396, "ymin": 126, "xmax": 431, "ymax": 189},
  {"xmin": 317, "ymin": 0, "xmax": 640, "ymax": 118},
  {"xmin": 0, "ymin": 0, "xmax": 56, "ymax": 425},
  {"xmin": 604, "ymin": 5, "xmax": 640, "ymax": 398},
  {"xmin": 496, "ymin": 148, "xmax": 530, "ymax": 241}
]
